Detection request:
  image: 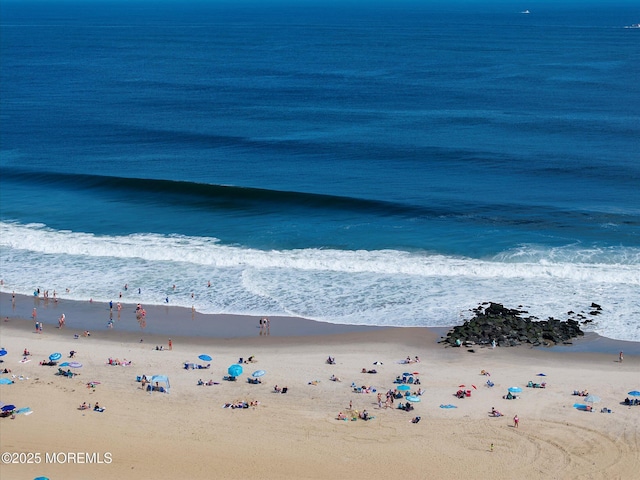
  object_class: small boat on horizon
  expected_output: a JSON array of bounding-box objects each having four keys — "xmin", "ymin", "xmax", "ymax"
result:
[
  {"xmin": 521, "ymin": 10, "xmax": 530, "ymax": 14},
  {"xmin": 624, "ymin": 23, "xmax": 640, "ymax": 29}
]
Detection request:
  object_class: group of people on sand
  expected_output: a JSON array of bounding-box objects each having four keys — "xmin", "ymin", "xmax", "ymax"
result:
[
  {"xmin": 527, "ymin": 380, "xmax": 547, "ymax": 388},
  {"xmin": 223, "ymin": 400, "xmax": 260, "ymax": 409},
  {"xmin": 107, "ymin": 357, "xmax": 132, "ymax": 366},
  {"xmin": 79, "ymin": 401, "xmax": 104, "ymax": 412},
  {"xmin": 404, "ymin": 355, "xmax": 420, "ymax": 364},
  {"xmin": 394, "ymin": 374, "xmax": 420, "ymax": 385},
  {"xmin": 572, "ymin": 389, "xmax": 589, "ymax": 396},
  {"xmin": 197, "ymin": 379, "xmax": 218, "ymax": 386}
]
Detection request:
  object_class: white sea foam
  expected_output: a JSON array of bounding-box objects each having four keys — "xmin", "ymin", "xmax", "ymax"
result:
[{"xmin": 1, "ymin": 221, "xmax": 639, "ymax": 341}]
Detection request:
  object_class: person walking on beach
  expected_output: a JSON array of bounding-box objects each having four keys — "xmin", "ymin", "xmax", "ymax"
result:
[
  {"xmin": 619, "ymin": 351, "xmax": 624, "ymax": 363},
  {"xmin": 32, "ymin": 307, "xmax": 37, "ymax": 321},
  {"xmin": 168, "ymin": 339, "xmax": 172, "ymax": 350},
  {"xmin": 513, "ymin": 414, "xmax": 519, "ymax": 428}
]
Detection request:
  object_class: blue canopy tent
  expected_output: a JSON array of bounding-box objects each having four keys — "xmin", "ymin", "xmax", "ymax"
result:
[{"xmin": 148, "ymin": 375, "xmax": 170, "ymax": 393}]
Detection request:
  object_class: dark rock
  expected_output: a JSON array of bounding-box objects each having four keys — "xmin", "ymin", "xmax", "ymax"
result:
[{"xmin": 442, "ymin": 302, "xmax": 585, "ymax": 348}]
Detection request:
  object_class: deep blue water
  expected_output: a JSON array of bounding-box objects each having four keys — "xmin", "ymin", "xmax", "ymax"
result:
[{"xmin": 1, "ymin": 1, "xmax": 639, "ymax": 339}]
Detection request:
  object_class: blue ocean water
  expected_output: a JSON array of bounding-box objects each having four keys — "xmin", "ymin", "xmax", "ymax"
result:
[{"xmin": 1, "ymin": 1, "xmax": 639, "ymax": 339}]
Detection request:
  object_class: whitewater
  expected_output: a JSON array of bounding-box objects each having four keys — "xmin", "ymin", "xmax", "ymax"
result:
[{"xmin": 2, "ymin": 221, "xmax": 638, "ymax": 341}]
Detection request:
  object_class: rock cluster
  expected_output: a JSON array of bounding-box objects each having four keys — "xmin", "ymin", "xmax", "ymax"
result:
[{"xmin": 442, "ymin": 302, "xmax": 589, "ymax": 348}]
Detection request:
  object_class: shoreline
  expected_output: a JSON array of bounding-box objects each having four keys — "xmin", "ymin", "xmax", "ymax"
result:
[
  {"xmin": 0, "ymin": 292, "xmax": 384, "ymax": 339},
  {"xmin": 2, "ymin": 292, "xmax": 639, "ymax": 355}
]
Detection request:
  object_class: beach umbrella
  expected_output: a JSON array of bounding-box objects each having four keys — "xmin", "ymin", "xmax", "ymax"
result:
[
  {"xmin": 49, "ymin": 352, "xmax": 62, "ymax": 361},
  {"xmin": 0, "ymin": 348, "xmax": 7, "ymax": 356},
  {"xmin": 406, "ymin": 395, "xmax": 421, "ymax": 402},
  {"xmin": 508, "ymin": 387, "xmax": 522, "ymax": 393},
  {"xmin": 252, "ymin": 370, "xmax": 266, "ymax": 378},
  {"xmin": 228, "ymin": 364, "xmax": 243, "ymax": 377},
  {"xmin": 198, "ymin": 354, "xmax": 212, "ymax": 362},
  {"xmin": 34, "ymin": 477, "xmax": 50, "ymax": 480},
  {"xmin": 627, "ymin": 390, "xmax": 640, "ymax": 397},
  {"xmin": 397, "ymin": 384, "xmax": 411, "ymax": 391},
  {"xmin": 2, "ymin": 404, "xmax": 16, "ymax": 411},
  {"xmin": 584, "ymin": 394, "xmax": 601, "ymax": 404},
  {"xmin": 0, "ymin": 378, "xmax": 13, "ymax": 385},
  {"xmin": 69, "ymin": 362, "xmax": 82, "ymax": 368},
  {"xmin": 59, "ymin": 362, "xmax": 70, "ymax": 367}
]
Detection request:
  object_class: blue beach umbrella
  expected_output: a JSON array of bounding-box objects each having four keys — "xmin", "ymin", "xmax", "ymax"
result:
[
  {"xmin": 1, "ymin": 404, "xmax": 16, "ymax": 411},
  {"xmin": 508, "ymin": 386, "xmax": 522, "ymax": 393},
  {"xmin": 0, "ymin": 378, "xmax": 13, "ymax": 385},
  {"xmin": 228, "ymin": 364, "xmax": 243, "ymax": 377},
  {"xmin": 34, "ymin": 477, "xmax": 50, "ymax": 480},
  {"xmin": 397, "ymin": 384, "xmax": 411, "ymax": 391},
  {"xmin": 628, "ymin": 390, "xmax": 640, "ymax": 397},
  {"xmin": 198, "ymin": 354, "xmax": 212, "ymax": 362},
  {"xmin": 0, "ymin": 348, "xmax": 7, "ymax": 356},
  {"xmin": 59, "ymin": 362, "xmax": 70, "ymax": 367},
  {"xmin": 49, "ymin": 353, "xmax": 62, "ymax": 361},
  {"xmin": 252, "ymin": 370, "xmax": 266, "ymax": 378},
  {"xmin": 406, "ymin": 395, "xmax": 421, "ymax": 402}
]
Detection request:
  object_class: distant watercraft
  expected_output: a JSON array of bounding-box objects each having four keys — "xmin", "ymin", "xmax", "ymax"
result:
[
  {"xmin": 624, "ymin": 23, "xmax": 640, "ymax": 29},
  {"xmin": 521, "ymin": 10, "xmax": 530, "ymax": 14}
]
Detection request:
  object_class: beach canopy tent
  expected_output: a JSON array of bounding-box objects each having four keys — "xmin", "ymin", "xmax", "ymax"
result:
[{"xmin": 149, "ymin": 375, "xmax": 170, "ymax": 393}]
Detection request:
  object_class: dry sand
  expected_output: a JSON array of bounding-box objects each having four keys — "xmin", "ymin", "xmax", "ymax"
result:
[{"xmin": 1, "ymin": 298, "xmax": 639, "ymax": 480}]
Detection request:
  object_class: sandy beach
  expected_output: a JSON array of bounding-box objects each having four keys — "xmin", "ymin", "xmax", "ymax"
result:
[{"xmin": 1, "ymin": 295, "xmax": 639, "ymax": 480}]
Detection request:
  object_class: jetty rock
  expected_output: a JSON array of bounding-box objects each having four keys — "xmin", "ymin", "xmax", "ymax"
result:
[{"xmin": 442, "ymin": 302, "xmax": 585, "ymax": 348}]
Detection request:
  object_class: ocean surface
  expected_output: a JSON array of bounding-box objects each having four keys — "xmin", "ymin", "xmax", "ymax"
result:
[{"xmin": 1, "ymin": 1, "xmax": 639, "ymax": 340}]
